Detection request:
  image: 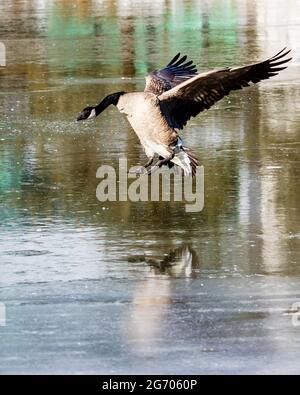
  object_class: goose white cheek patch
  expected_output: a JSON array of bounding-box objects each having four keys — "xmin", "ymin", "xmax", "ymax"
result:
[{"xmin": 88, "ymin": 108, "xmax": 96, "ymax": 119}]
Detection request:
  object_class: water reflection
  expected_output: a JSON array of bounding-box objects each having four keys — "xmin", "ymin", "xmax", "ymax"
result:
[{"xmin": 125, "ymin": 245, "xmax": 199, "ymax": 354}]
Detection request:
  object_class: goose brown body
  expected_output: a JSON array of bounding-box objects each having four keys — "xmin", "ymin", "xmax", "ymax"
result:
[{"xmin": 117, "ymin": 92, "xmax": 178, "ymax": 159}]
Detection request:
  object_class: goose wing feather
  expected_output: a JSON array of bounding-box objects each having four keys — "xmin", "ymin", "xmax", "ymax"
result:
[
  {"xmin": 158, "ymin": 48, "xmax": 292, "ymax": 129},
  {"xmin": 144, "ymin": 53, "xmax": 198, "ymax": 96}
]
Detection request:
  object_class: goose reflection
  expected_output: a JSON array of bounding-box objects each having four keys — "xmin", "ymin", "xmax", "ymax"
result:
[
  {"xmin": 128, "ymin": 244, "xmax": 200, "ymax": 277},
  {"xmin": 123, "ymin": 245, "xmax": 200, "ymax": 355},
  {"xmin": 146, "ymin": 244, "xmax": 200, "ymax": 277}
]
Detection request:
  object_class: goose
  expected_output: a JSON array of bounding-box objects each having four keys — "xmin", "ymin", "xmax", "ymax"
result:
[{"xmin": 77, "ymin": 48, "xmax": 291, "ymax": 176}]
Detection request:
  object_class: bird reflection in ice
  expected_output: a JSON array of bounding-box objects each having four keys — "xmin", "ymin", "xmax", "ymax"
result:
[
  {"xmin": 122, "ymin": 245, "xmax": 200, "ymax": 354},
  {"xmin": 146, "ymin": 244, "xmax": 200, "ymax": 277},
  {"xmin": 128, "ymin": 244, "xmax": 200, "ymax": 277}
]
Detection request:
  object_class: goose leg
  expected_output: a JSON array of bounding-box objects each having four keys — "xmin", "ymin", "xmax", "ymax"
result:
[
  {"xmin": 143, "ymin": 156, "xmax": 155, "ymax": 168},
  {"xmin": 128, "ymin": 155, "xmax": 156, "ymax": 174},
  {"xmin": 147, "ymin": 152, "xmax": 175, "ymax": 175}
]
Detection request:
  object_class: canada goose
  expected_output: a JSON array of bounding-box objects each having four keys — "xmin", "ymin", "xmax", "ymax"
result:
[{"xmin": 77, "ymin": 48, "xmax": 291, "ymax": 176}]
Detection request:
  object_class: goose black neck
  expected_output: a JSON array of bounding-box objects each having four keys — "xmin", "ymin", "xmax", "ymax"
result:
[{"xmin": 95, "ymin": 91, "xmax": 125, "ymax": 116}]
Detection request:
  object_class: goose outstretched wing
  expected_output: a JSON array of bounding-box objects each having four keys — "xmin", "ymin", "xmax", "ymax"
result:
[
  {"xmin": 144, "ymin": 53, "xmax": 198, "ymax": 96},
  {"xmin": 158, "ymin": 48, "xmax": 291, "ymax": 130}
]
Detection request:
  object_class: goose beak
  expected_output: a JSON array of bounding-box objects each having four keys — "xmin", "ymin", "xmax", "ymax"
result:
[{"xmin": 76, "ymin": 112, "xmax": 85, "ymax": 121}]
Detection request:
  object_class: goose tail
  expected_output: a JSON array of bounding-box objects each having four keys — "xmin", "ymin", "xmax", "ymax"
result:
[{"xmin": 170, "ymin": 146, "xmax": 198, "ymax": 177}]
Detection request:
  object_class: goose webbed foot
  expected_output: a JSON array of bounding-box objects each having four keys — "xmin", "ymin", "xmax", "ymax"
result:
[
  {"xmin": 146, "ymin": 165, "xmax": 159, "ymax": 175},
  {"xmin": 128, "ymin": 166, "xmax": 147, "ymax": 175}
]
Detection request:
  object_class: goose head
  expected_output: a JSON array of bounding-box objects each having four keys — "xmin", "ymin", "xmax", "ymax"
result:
[
  {"xmin": 77, "ymin": 91, "xmax": 125, "ymax": 121},
  {"xmin": 76, "ymin": 106, "xmax": 96, "ymax": 121}
]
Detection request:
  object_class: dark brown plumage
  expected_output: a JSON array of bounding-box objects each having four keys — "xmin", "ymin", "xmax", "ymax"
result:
[
  {"xmin": 144, "ymin": 53, "xmax": 198, "ymax": 96},
  {"xmin": 157, "ymin": 48, "xmax": 291, "ymax": 129}
]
